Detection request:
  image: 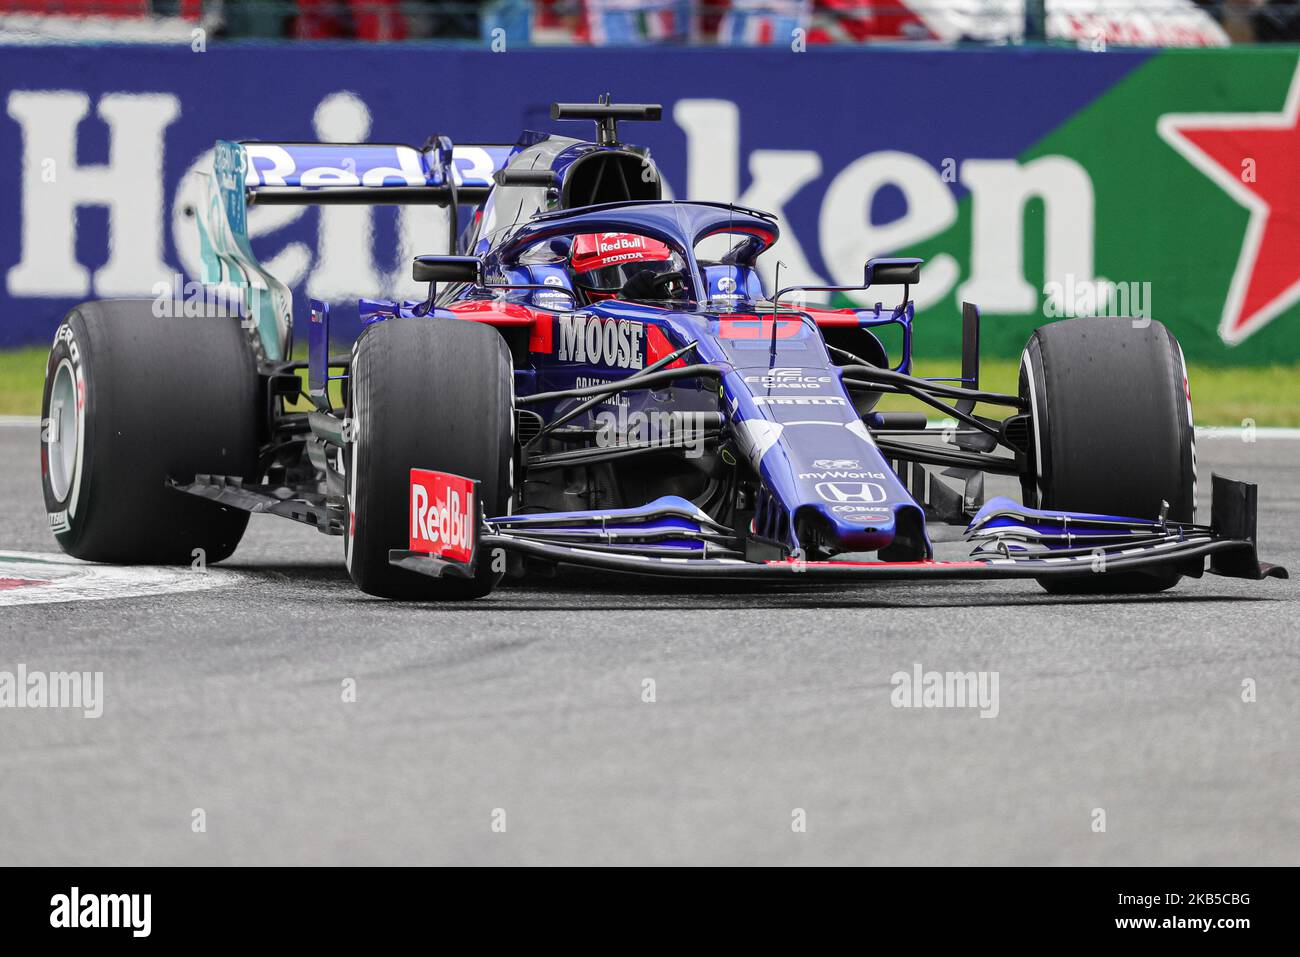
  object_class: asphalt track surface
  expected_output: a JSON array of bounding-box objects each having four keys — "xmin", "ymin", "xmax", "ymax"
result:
[{"xmin": 1, "ymin": 420, "xmax": 1296, "ymax": 866}]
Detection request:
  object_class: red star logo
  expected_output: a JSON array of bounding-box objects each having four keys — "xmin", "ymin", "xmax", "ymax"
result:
[{"xmin": 1158, "ymin": 61, "xmax": 1300, "ymax": 345}]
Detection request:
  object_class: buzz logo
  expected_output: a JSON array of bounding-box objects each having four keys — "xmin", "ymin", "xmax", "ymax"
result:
[
  {"xmin": 557, "ymin": 313, "xmax": 645, "ymax": 369},
  {"xmin": 838, "ymin": 511, "xmax": 888, "ymax": 522},
  {"xmin": 815, "ymin": 481, "xmax": 887, "ymax": 504}
]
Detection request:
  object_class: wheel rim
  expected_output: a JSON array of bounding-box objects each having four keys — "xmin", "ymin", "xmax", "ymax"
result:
[{"xmin": 47, "ymin": 359, "xmax": 78, "ymax": 502}]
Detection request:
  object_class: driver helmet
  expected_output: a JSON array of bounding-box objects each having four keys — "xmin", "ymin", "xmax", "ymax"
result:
[{"xmin": 570, "ymin": 233, "xmax": 674, "ymax": 301}]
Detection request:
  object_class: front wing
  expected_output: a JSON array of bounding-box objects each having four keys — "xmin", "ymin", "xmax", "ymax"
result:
[{"xmin": 389, "ymin": 475, "xmax": 1287, "ymax": 586}]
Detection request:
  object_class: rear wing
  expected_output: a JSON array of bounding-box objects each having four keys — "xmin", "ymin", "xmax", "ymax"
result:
[
  {"xmin": 241, "ymin": 140, "xmax": 510, "ymax": 206},
  {"xmin": 196, "ymin": 138, "xmax": 511, "ymax": 361}
]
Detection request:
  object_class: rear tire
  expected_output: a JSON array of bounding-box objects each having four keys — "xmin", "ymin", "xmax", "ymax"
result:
[
  {"xmin": 1019, "ymin": 317, "xmax": 1196, "ymax": 594},
  {"xmin": 343, "ymin": 318, "xmax": 513, "ymax": 600},
  {"xmin": 40, "ymin": 300, "xmax": 258, "ymax": 564}
]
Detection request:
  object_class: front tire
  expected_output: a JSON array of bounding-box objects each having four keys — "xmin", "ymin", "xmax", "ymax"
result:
[
  {"xmin": 343, "ymin": 318, "xmax": 513, "ymax": 600},
  {"xmin": 1019, "ymin": 317, "xmax": 1196, "ymax": 594},
  {"xmin": 40, "ymin": 300, "xmax": 258, "ymax": 564}
]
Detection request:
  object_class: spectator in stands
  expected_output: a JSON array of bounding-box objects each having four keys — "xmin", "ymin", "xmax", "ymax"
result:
[
  {"xmin": 293, "ymin": 0, "xmax": 408, "ymax": 39},
  {"xmin": 1253, "ymin": 0, "xmax": 1300, "ymax": 39},
  {"xmin": 405, "ymin": 0, "xmax": 484, "ymax": 38},
  {"xmin": 215, "ymin": 0, "xmax": 291, "ymax": 37}
]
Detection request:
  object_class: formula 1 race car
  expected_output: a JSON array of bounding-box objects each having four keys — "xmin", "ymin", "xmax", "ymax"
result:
[{"xmin": 40, "ymin": 100, "xmax": 1287, "ymax": 599}]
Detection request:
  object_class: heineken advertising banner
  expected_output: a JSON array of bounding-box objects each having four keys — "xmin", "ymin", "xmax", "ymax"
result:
[{"xmin": 1, "ymin": 43, "xmax": 1297, "ymax": 364}]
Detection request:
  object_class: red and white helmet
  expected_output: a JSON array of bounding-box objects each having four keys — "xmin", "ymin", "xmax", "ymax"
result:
[{"xmin": 570, "ymin": 232, "xmax": 674, "ymax": 299}]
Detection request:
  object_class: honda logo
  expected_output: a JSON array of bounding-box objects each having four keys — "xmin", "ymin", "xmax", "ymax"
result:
[{"xmin": 815, "ymin": 481, "xmax": 887, "ymax": 504}]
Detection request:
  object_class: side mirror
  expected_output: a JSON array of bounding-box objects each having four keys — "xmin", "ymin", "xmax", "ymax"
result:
[
  {"xmin": 864, "ymin": 258, "xmax": 922, "ymax": 287},
  {"xmin": 774, "ymin": 256, "xmax": 926, "ymax": 320},
  {"xmin": 412, "ymin": 255, "xmax": 481, "ymax": 285}
]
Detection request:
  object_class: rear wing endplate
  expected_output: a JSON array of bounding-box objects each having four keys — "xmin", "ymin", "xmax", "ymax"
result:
[{"xmin": 195, "ymin": 138, "xmax": 510, "ymax": 361}]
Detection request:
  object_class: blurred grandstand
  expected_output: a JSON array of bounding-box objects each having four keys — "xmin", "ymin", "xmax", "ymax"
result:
[{"xmin": 1, "ymin": 0, "xmax": 1296, "ymax": 44}]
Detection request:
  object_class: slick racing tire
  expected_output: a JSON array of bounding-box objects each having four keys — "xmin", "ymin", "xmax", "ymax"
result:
[
  {"xmin": 40, "ymin": 300, "xmax": 258, "ymax": 564},
  {"xmin": 343, "ymin": 318, "xmax": 514, "ymax": 601},
  {"xmin": 1019, "ymin": 317, "xmax": 1196, "ymax": 595}
]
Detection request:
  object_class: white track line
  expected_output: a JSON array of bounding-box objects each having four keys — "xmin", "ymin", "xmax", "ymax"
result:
[
  {"xmin": 1194, "ymin": 426, "xmax": 1300, "ymax": 440},
  {"xmin": 0, "ymin": 550, "xmax": 241, "ymax": 607},
  {"xmin": 923, "ymin": 418, "xmax": 1300, "ymax": 440}
]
